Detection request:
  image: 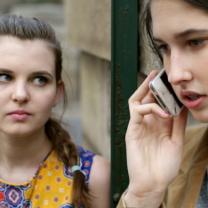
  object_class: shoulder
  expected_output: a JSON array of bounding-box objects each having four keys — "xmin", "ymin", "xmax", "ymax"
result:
[
  {"xmin": 181, "ymin": 123, "xmax": 208, "ymax": 172},
  {"xmin": 183, "ymin": 123, "xmax": 208, "ymax": 155},
  {"xmin": 185, "ymin": 123, "xmax": 208, "ymax": 142},
  {"xmin": 77, "ymin": 146, "xmax": 110, "ymax": 186},
  {"xmin": 89, "ymin": 155, "xmax": 110, "ymax": 188},
  {"xmin": 89, "ymin": 155, "xmax": 110, "ymax": 207},
  {"xmin": 163, "ymin": 124, "xmax": 208, "ymax": 206}
]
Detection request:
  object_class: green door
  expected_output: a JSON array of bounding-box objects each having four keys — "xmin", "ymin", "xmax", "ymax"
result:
[{"xmin": 111, "ymin": 0, "xmax": 140, "ymax": 207}]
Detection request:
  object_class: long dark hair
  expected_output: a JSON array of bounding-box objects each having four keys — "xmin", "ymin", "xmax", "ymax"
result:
[
  {"xmin": 143, "ymin": 0, "xmax": 208, "ymax": 62},
  {"xmin": 0, "ymin": 14, "xmax": 90, "ymax": 207}
]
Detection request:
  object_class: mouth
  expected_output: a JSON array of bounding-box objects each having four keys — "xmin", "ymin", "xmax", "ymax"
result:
[
  {"xmin": 7, "ymin": 110, "xmax": 32, "ymax": 121},
  {"xmin": 181, "ymin": 91, "xmax": 206, "ymax": 109},
  {"xmin": 8, "ymin": 110, "xmax": 31, "ymax": 115}
]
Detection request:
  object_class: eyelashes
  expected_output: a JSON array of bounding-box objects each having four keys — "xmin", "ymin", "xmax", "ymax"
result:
[
  {"xmin": 0, "ymin": 73, "xmax": 12, "ymax": 82},
  {"xmin": 155, "ymin": 38, "xmax": 207, "ymax": 52},
  {"xmin": 32, "ymin": 76, "xmax": 49, "ymax": 86},
  {"xmin": 187, "ymin": 39, "xmax": 205, "ymax": 47},
  {"xmin": 0, "ymin": 73, "xmax": 51, "ymax": 86}
]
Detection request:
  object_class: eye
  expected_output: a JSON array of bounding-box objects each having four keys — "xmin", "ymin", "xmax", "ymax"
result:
[
  {"xmin": 188, "ymin": 39, "xmax": 205, "ymax": 47},
  {"xmin": 0, "ymin": 73, "xmax": 12, "ymax": 82},
  {"xmin": 33, "ymin": 76, "xmax": 49, "ymax": 86}
]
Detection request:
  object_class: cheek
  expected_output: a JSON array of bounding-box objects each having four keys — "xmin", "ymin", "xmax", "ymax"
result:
[{"xmin": 35, "ymin": 90, "xmax": 57, "ymax": 111}]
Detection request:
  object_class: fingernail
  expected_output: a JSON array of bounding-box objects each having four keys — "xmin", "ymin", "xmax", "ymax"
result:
[
  {"xmin": 149, "ymin": 71, "xmax": 158, "ymax": 80},
  {"xmin": 162, "ymin": 111, "xmax": 171, "ymax": 117}
]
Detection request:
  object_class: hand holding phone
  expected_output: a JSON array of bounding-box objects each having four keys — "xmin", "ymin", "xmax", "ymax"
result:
[{"xmin": 149, "ymin": 69, "xmax": 183, "ymax": 116}]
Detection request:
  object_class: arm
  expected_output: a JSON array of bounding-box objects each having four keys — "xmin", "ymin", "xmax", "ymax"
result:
[
  {"xmin": 88, "ymin": 155, "xmax": 110, "ymax": 208},
  {"xmin": 122, "ymin": 190, "xmax": 165, "ymax": 208},
  {"xmin": 116, "ymin": 191, "xmax": 165, "ymax": 208},
  {"xmin": 119, "ymin": 71, "xmax": 188, "ymax": 208}
]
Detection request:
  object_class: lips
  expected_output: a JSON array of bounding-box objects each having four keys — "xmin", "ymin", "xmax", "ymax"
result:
[
  {"xmin": 7, "ymin": 110, "xmax": 32, "ymax": 121},
  {"xmin": 180, "ymin": 91, "xmax": 206, "ymax": 109},
  {"xmin": 8, "ymin": 110, "xmax": 31, "ymax": 115}
]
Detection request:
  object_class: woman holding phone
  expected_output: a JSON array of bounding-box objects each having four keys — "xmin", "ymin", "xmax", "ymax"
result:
[{"xmin": 117, "ymin": 0, "xmax": 208, "ymax": 207}]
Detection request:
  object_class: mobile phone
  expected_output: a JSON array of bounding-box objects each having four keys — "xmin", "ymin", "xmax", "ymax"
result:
[{"xmin": 149, "ymin": 69, "xmax": 183, "ymax": 116}]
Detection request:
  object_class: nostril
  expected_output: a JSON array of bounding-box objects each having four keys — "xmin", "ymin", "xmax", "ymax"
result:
[
  {"xmin": 167, "ymin": 72, "xmax": 185, "ymax": 85},
  {"xmin": 167, "ymin": 73, "xmax": 176, "ymax": 85},
  {"xmin": 165, "ymin": 67, "xmax": 193, "ymax": 84},
  {"xmin": 12, "ymin": 90, "xmax": 29, "ymax": 103}
]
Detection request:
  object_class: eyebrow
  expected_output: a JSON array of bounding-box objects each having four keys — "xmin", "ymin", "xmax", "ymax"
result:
[
  {"xmin": 30, "ymin": 71, "xmax": 54, "ymax": 79},
  {"xmin": 153, "ymin": 29, "xmax": 208, "ymax": 43},
  {"xmin": 0, "ymin": 69, "xmax": 13, "ymax": 74},
  {"xmin": 0, "ymin": 68, "xmax": 54, "ymax": 79}
]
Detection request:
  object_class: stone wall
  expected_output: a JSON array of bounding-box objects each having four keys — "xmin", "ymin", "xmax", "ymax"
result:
[
  {"xmin": 64, "ymin": 0, "xmax": 111, "ymax": 159},
  {"xmin": 0, "ymin": 0, "xmax": 21, "ymax": 13},
  {"xmin": 80, "ymin": 53, "xmax": 110, "ymax": 158},
  {"xmin": 64, "ymin": 0, "xmax": 110, "ymax": 60}
]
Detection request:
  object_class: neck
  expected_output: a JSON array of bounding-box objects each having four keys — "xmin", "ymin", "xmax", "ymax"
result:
[{"xmin": 0, "ymin": 129, "xmax": 52, "ymax": 183}]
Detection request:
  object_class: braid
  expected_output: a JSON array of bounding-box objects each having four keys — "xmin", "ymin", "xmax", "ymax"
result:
[{"xmin": 45, "ymin": 118, "xmax": 91, "ymax": 208}]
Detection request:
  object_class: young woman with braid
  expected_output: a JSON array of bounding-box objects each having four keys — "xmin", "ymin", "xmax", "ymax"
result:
[{"xmin": 0, "ymin": 15, "xmax": 109, "ymax": 208}]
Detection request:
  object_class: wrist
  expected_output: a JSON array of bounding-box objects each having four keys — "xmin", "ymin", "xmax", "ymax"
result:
[{"xmin": 123, "ymin": 189, "xmax": 165, "ymax": 208}]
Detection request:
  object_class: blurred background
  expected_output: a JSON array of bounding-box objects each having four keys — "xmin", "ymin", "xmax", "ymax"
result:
[{"xmin": 0, "ymin": 0, "xmax": 111, "ymax": 160}]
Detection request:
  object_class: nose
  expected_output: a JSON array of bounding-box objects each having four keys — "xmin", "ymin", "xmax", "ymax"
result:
[
  {"xmin": 167, "ymin": 50, "xmax": 193, "ymax": 85},
  {"xmin": 12, "ymin": 81, "xmax": 30, "ymax": 103}
]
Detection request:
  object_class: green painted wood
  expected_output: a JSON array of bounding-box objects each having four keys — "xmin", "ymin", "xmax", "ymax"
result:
[{"xmin": 111, "ymin": 0, "xmax": 139, "ymax": 207}]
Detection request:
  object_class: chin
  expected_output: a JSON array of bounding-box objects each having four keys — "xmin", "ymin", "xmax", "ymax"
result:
[
  {"xmin": 6, "ymin": 130, "xmax": 34, "ymax": 138},
  {"xmin": 190, "ymin": 110, "xmax": 208, "ymax": 123},
  {"xmin": 2, "ymin": 125, "xmax": 41, "ymax": 138}
]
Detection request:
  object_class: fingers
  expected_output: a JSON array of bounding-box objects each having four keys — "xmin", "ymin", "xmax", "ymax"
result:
[
  {"xmin": 129, "ymin": 70, "xmax": 158, "ymax": 104},
  {"xmin": 140, "ymin": 90, "xmax": 155, "ymax": 105},
  {"xmin": 128, "ymin": 70, "xmax": 169, "ymax": 124},
  {"xmin": 129, "ymin": 103, "xmax": 170, "ymax": 124}
]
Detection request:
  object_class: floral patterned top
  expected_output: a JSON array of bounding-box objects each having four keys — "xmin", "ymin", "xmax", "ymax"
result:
[{"xmin": 0, "ymin": 146, "xmax": 95, "ymax": 208}]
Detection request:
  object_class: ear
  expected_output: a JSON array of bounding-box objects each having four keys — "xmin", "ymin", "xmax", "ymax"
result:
[{"xmin": 53, "ymin": 81, "xmax": 64, "ymax": 106}]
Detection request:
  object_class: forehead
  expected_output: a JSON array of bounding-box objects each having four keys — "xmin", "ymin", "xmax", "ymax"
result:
[
  {"xmin": 0, "ymin": 36, "xmax": 55, "ymax": 73},
  {"xmin": 0, "ymin": 36, "xmax": 52, "ymax": 54},
  {"xmin": 151, "ymin": 0, "xmax": 208, "ymax": 39}
]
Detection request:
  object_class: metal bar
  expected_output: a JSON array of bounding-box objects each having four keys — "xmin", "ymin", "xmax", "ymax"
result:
[{"xmin": 111, "ymin": 0, "xmax": 139, "ymax": 207}]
